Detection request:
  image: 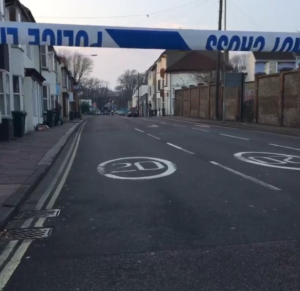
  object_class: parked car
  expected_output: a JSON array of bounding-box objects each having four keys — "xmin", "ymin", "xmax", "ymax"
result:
[
  {"xmin": 119, "ymin": 110, "xmax": 126, "ymax": 116},
  {"xmin": 127, "ymin": 107, "xmax": 138, "ymax": 117}
]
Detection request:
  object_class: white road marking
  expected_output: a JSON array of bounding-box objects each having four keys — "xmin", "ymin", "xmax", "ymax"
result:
[
  {"xmin": 148, "ymin": 125, "xmax": 159, "ymax": 128},
  {"xmin": 269, "ymin": 144, "xmax": 300, "ymax": 152},
  {"xmin": 220, "ymin": 134, "xmax": 249, "ymax": 141},
  {"xmin": 0, "ymin": 240, "xmax": 32, "ymax": 291},
  {"xmin": 174, "ymin": 124, "xmax": 185, "ymax": 127},
  {"xmin": 193, "ymin": 128, "xmax": 209, "ymax": 133},
  {"xmin": 0, "ymin": 122, "xmax": 86, "ymax": 290},
  {"xmin": 147, "ymin": 134, "xmax": 161, "ymax": 140},
  {"xmin": 195, "ymin": 124, "xmax": 210, "ymax": 128},
  {"xmin": 210, "ymin": 161, "xmax": 281, "ymax": 191},
  {"xmin": 167, "ymin": 143, "xmax": 194, "ymax": 154},
  {"xmin": 135, "ymin": 128, "xmax": 144, "ymax": 133},
  {"xmin": 160, "ymin": 122, "xmax": 166, "ymax": 124},
  {"xmin": 0, "ymin": 241, "xmax": 18, "ymax": 268}
]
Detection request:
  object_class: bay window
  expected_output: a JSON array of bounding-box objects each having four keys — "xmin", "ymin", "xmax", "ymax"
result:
[{"xmin": 48, "ymin": 53, "xmax": 55, "ymax": 71}]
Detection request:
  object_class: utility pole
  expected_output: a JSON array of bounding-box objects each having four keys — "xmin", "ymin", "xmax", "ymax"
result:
[
  {"xmin": 224, "ymin": 0, "xmax": 229, "ymax": 68},
  {"xmin": 215, "ymin": 0, "xmax": 223, "ymax": 120},
  {"xmin": 137, "ymin": 73, "xmax": 140, "ymax": 116}
]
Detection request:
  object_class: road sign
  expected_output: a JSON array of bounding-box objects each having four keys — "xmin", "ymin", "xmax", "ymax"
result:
[
  {"xmin": 234, "ymin": 152, "xmax": 300, "ymax": 170},
  {"xmin": 97, "ymin": 157, "xmax": 176, "ymax": 180},
  {"xmin": 0, "ymin": 21, "xmax": 300, "ymax": 52}
]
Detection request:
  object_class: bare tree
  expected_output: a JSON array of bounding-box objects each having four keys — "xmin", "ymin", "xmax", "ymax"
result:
[
  {"xmin": 57, "ymin": 50, "xmax": 94, "ymax": 83},
  {"xmin": 190, "ymin": 71, "xmax": 216, "ymax": 85},
  {"xmin": 230, "ymin": 54, "xmax": 248, "ymax": 73}
]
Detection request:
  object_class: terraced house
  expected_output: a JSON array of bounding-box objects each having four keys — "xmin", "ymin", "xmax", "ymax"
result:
[{"xmin": 0, "ymin": 0, "xmax": 77, "ymax": 141}]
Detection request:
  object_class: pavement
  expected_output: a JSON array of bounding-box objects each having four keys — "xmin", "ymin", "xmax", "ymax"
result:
[
  {"xmin": 160, "ymin": 115, "xmax": 300, "ymax": 137},
  {"xmin": 0, "ymin": 119, "xmax": 84, "ymax": 229},
  {"xmin": 0, "ymin": 115, "xmax": 300, "ymax": 290}
]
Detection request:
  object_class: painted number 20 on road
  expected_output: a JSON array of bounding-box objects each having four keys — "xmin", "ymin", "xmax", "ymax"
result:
[{"xmin": 97, "ymin": 157, "xmax": 177, "ymax": 180}]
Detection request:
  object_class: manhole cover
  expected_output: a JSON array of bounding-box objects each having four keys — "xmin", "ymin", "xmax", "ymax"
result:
[
  {"xmin": 14, "ymin": 209, "xmax": 60, "ymax": 219},
  {"xmin": 0, "ymin": 228, "xmax": 53, "ymax": 240}
]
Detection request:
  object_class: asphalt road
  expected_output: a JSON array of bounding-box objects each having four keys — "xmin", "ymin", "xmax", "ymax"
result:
[{"xmin": 1, "ymin": 115, "xmax": 300, "ymax": 291}]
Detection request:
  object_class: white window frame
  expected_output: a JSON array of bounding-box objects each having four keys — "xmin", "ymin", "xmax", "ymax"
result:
[
  {"xmin": 42, "ymin": 84, "xmax": 49, "ymax": 112},
  {"xmin": 26, "ymin": 43, "xmax": 31, "ymax": 58},
  {"xmin": 41, "ymin": 46, "xmax": 48, "ymax": 68},
  {"xmin": 48, "ymin": 52, "xmax": 55, "ymax": 71},
  {"xmin": 12, "ymin": 75, "xmax": 21, "ymax": 111},
  {"xmin": 32, "ymin": 80, "xmax": 37, "ymax": 116}
]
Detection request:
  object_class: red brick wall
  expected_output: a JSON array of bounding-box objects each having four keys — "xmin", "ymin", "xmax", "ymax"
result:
[
  {"xmin": 199, "ymin": 86, "xmax": 210, "ymax": 118},
  {"xmin": 257, "ymin": 74, "xmax": 281, "ymax": 126},
  {"xmin": 173, "ymin": 69, "xmax": 300, "ymax": 128},
  {"xmin": 190, "ymin": 88, "xmax": 199, "ymax": 117},
  {"xmin": 282, "ymin": 72, "xmax": 299, "ymax": 127},
  {"xmin": 182, "ymin": 89, "xmax": 190, "ymax": 117}
]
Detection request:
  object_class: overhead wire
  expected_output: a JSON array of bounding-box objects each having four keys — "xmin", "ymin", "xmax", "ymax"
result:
[
  {"xmin": 230, "ymin": 0, "xmax": 259, "ymax": 28},
  {"xmin": 35, "ymin": 0, "xmax": 204, "ymax": 19}
]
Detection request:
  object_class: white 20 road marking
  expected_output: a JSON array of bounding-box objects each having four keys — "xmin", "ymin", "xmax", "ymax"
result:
[
  {"xmin": 0, "ymin": 123, "xmax": 86, "ymax": 291},
  {"xmin": 167, "ymin": 143, "xmax": 194, "ymax": 154},
  {"xmin": 269, "ymin": 144, "xmax": 300, "ymax": 152},
  {"xmin": 220, "ymin": 134, "xmax": 249, "ymax": 141},
  {"xmin": 210, "ymin": 161, "xmax": 280, "ymax": 191}
]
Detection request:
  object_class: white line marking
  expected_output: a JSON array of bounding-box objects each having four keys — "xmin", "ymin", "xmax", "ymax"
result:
[
  {"xmin": 0, "ymin": 123, "xmax": 86, "ymax": 290},
  {"xmin": 210, "ymin": 161, "xmax": 281, "ymax": 191},
  {"xmin": 147, "ymin": 134, "xmax": 161, "ymax": 140},
  {"xmin": 220, "ymin": 134, "xmax": 249, "ymax": 141},
  {"xmin": 167, "ymin": 143, "xmax": 194, "ymax": 154},
  {"xmin": 192, "ymin": 128, "xmax": 209, "ymax": 133},
  {"xmin": 160, "ymin": 122, "xmax": 166, "ymax": 124},
  {"xmin": 0, "ymin": 240, "xmax": 32, "ymax": 290},
  {"xmin": 173, "ymin": 124, "xmax": 185, "ymax": 127},
  {"xmin": 135, "ymin": 128, "xmax": 144, "ymax": 133},
  {"xmin": 195, "ymin": 124, "xmax": 210, "ymax": 128},
  {"xmin": 269, "ymin": 144, "xmax": 300, "ymax": 152},
  {"xmin": 0, "ymin": 241, "xmax": 18, "ymax": 268}
]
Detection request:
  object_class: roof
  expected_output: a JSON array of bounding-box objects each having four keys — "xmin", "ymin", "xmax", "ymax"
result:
[
  {"xmin": 165, "ymin": 51, "xmax": 228, "ymax": 72},
  {"xmin": 253, "ymin": 52, "xmax": 300, "ymax": 61},
  {"xmin": 5, "ymin": 0, "xmax": 35, "ymax": 22}
]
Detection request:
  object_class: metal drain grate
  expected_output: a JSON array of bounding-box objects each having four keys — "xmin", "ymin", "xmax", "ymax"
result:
[
  {"xmin": 1, "ymin": 228, "xmax": 53, "ymax": 240},
  {"xmin": 14, "ymin": 209, "xmax": 61, "ymax": 219}
]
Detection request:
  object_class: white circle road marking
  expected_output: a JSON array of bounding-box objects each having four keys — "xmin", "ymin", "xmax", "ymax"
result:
[
  {"xmin": 234, "ymin": 152, "xmax": 300, "ymax": 170},
  {"xmin": 97, "ymin": 157, "xmax": 177, "ymax": 180}
]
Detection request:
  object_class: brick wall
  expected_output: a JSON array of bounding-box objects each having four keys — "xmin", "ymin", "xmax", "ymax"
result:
[{"xmin": 174, "ymin": 69, "xmax": 300, "ymax": 128}]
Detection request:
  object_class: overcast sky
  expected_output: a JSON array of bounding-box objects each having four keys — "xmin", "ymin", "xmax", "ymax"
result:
[{"xmin": 22, "ymin": 0, "xmax": 300, "ymax": 89}]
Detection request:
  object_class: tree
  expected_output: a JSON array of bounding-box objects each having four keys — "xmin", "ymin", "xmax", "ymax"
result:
[
  {"xmin": 57, "ymin": 50, "xmax": 94, "ymax": 83},
  {"xmin": 230, "ymin": 54, "xmax": 248, "ymax": 73},
  {"xmin": 190, "ymin": 71, "xmax": 216, "ymax": 85}
]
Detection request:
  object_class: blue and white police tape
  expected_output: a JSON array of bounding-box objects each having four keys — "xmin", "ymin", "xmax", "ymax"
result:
[{"xmin": 0, "ymin": 21, "xmax": 300, "ymax": 52}]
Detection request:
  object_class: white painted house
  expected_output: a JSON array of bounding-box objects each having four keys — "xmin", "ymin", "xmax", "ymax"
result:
[
  {"xmin": 148, "ymin": 50, "xmax": 223, "ymax": 115},
  {"xmin": 132, "ymin": 85, "xmax": 148, "ymax": 107},
  {"xmin": 246, "ymin": 52, "xmax": 300, "ymax": 82}
]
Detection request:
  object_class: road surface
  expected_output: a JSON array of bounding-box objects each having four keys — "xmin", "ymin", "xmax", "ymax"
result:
[{"xmin": 1, "ymin": 115, "xmax": 300, "ymax": 291}]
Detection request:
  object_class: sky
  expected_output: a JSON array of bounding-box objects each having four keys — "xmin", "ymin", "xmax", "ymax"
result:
[{"xmin": 21, "ymin": 0, "xmax": 300, "ymax": 89}]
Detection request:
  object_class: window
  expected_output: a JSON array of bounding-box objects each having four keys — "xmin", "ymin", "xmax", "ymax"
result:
[
  {"xmin": 10, "ymin": 8, "xmax": 22, "ymax": 48},
  {"xmin": 149, "ymin": 86, "xmax": 151, "ymax": 95},
  {"xmin": 51, "ymin": 95, "xmax": 56, "ymax": 109},
  {"xmin": 48, "ymin": 53, "xmax": 55, "ymax": 71},
  {"xmin": 42, "ymin": 85, "xmax": 49, "ymax": 112},
  {"xmin": 158, "ymin": 80, "xmax": 161, "ymax": 90},
  {"xmin": 32, "ymin": 81, "xmax": 37, "ymax": 116},
  {"xmin": 165, "ymin": 73, "xmax": 168, "ymax": 87},
  {"xmin": 21, "ymin": 78, "xmax": 24, "ymax": 110},
  {"xmin": 13, "ymin": 76, "xmax": 21, "ymax": 111},
  {"xmin": 39, "ymin": 85, "xmax": 43, "ymax": 117},
  {"xmin": 41, "ymin": 46, "xmax": 48, "ymax": 68},
  {"xmin": 6, "ymin": 74, "xmax": 10, "ymax": 115},
  {"xmin": 55, "ymin": 59, "xmax": 58, "ymax": 82},
  {"xmin": 0, "ymin": 74, "xmax": 4, "ymax": 115},
  {"xmin": 63, "ymin": 70, "xmax": 67, "ymax": 88}
]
